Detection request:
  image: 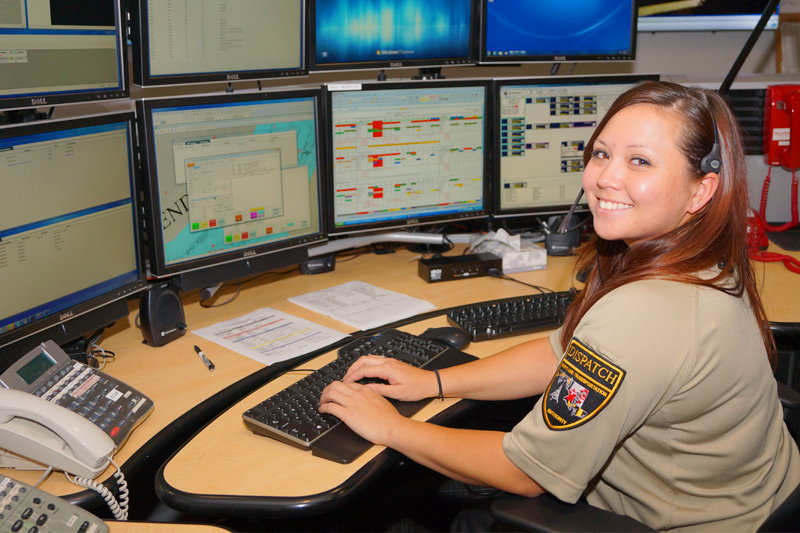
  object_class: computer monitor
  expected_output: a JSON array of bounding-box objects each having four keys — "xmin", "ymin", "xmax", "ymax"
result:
[
  {"xmin": 479, "ymin": 0, "xmax": 637, "ymax": 64},
  {"xmin": 638, "ymin": 0, "xmax": 778, "ymax": 31},
  {"xmin": 326, "ymin": 79, "xmax": 491, "ymax": 236},
  {"xmin": 137, "ymin": 88, "xmax": 327, "ymax": 292},
  {"xmin": 492, "ymin": 74, "xmax": 659, "ymax": 219},
  {"xmin": 129, "ymin": 0, "xmax": 306, "ymax": 87},
  {"xmin": 0, "ymin": 0, "xmax": 128, "ymax": 111},
  {"xmin": 309, "ymin": 0, "xmax": 478, "ymax": 73},
  {"xmin": 0, "ymin": 113, "xmax": 146, "ymax": 369}
]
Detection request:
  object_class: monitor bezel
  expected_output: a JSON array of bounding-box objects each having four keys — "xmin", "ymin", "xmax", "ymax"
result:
[
  {"xmin": 324, "ymin": 78, "xmax": 493, "ymax": 236},
  {"xmin": 307, "ymin": 0, "xmax": 479, "ymax": 73},
  {"xmin": 129, "ymin": 0, "xmax": 308, "ymax": 87},
  {"xmin": 0, "ymin": 111, "xmax": 147, "ymax": 366},
  {"xmin": 491, "ymin": 73, "xmax": 660, "ymax": 219},
  {"xmin": 478, "ymin": 0, "xmax": 638, "ymax": 65},
  {"xmin": 137, "ymin": 86, "xmax": 329, "ymax": 285},
  {"xmin": 0, "ymin": 0, "xmax": 129, "ymax": 112}
]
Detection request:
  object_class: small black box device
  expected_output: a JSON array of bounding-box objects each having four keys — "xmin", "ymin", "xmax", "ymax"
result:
[{"xmin": 418, "ymin": 253, "xmax": 503, "ymax": 283}]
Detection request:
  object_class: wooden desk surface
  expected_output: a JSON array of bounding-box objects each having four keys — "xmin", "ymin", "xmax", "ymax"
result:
[
  {"xmin": 3, "ymin": 244, "xmax": 798, "ymax": 503},
  {"xmin": 0, "ymin": 245, "xmax": 575, "ymax": 497}
]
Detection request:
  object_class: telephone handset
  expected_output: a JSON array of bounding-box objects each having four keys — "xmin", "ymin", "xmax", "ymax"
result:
[
  {"xmin": 762, "ymin": 85, "xmax": 800, "ymax": 232},
  {"xmin": 0, "ymin": 341, "xmax": 153, "ymax": 478},
  {"xmin": 0, "ymin": 389, "xmax": 113, "ymax": 479}
]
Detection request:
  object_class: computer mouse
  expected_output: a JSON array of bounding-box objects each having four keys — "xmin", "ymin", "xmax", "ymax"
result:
[{"xmin": 420, "ymin": 327, "xmax": 471, "ymax": 350}]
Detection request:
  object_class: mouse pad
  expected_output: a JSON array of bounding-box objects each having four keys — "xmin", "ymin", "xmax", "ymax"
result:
[{"xmin": 768, "ymin": 228, "xmax": 800, "ymax": 252}]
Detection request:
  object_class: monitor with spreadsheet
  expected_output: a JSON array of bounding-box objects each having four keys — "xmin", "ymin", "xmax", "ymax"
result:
[
  {"xmin": 492, "ymin": 74, "xmax": 659, "ymax": 218},
  {"xmin": 326, "ymin": 79, "xmax": 491, "ymax": 235},
  {"xmin": 129, "ymin": 0, "xmax": 306, "ymax": 86},
  {"xmin": 0, "ymin": 0, "xmax": 128, "ymax": 111},
  {"xmin": 137, "ymin": 88, "xmax": 327, "ymax": 291},
  {"xmin": 479, "ymin": 0, "xmax": 637, "ymax": 64},
  {"xmin": 309, "ymin": 0, "xmax": 478, "ymax": 72},
  {"xmin": 0, "ymin": 113, "xmax": 145, "ymax": 368}
]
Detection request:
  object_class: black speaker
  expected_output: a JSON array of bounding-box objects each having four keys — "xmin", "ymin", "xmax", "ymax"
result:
[{"xmin": 139, "ymin": 282, "xmax": 187, "ymax": 347}]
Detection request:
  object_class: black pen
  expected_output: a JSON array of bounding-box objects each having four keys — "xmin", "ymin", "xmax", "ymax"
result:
[{"xmin": 194, "ymin": 345, "xmax": 215, "ymax": 373}]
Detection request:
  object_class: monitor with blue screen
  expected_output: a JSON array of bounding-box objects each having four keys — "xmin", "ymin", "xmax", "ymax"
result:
[
  {"xmin": 309, "ymin": 0, "xmax": 477, "ymax": 72},
  {"xmin": 0, "ymin": 113, "xmax": 145, "ymax": 367},
  {"xmin": 137, "ymin": 88, "xmax": 327, "ymax": 291},
  {"xmin": 0, "ymin": 0, "xmax": 128, "ymax": 110},
  {"xmin": 326, "ymin": 79, "xmax": 491, "ymax": 235},
  {"xmin": 480, "ymin": 0, "xmax": 637, "ymax": 64}
]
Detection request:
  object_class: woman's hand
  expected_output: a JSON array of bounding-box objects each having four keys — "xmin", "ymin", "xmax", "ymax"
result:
[
  {"xmin": 342, "ymin": 355, "xmax": 438, "ymax": 402},
  {"xmin": 318, "ymin": 380, "xmax": 406, "ymax": 446}
]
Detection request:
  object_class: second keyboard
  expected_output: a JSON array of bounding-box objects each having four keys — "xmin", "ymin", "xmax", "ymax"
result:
[{"xmin": 447, "ymin": 290, "xmax": 577, "ymax": 342}]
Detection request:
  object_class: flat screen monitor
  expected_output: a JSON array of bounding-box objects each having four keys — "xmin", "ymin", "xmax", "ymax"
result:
[
  {"xmin": 0, "ymin": 112, "xmax": 146, "ymax": 368},
  {"xmin": 638, "ymin": 0, "xmax": 778, "ymax": 31},
  {"xmin": 326, "ymin": 79, "xmax": 491, "ymax": 235},
  {"xmin": 492, "ymin": 74, "xmax": 659, "ymax": 219},
  {"xmin": 309, "ymin": 0, "xmax": 478, "ymax": 72},
  {"xmin": 0, "ymin": 0, "xmax": 128, "ymax": 111},
  {"xmin": 130, "ymin": 0, "xmax": 306, "ymax": 87},
  {"xmin": 480, "ymin": 0, "xmax": 637, "ymax": 64},
  {"xmin": 137, "ymin": 88, "xmax": 327, "ymax": 291}
]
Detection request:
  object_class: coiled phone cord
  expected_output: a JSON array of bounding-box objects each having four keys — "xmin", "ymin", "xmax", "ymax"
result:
[{"xmin": 65, "ymin": 459, "xmax": 128, "ymax": 521}]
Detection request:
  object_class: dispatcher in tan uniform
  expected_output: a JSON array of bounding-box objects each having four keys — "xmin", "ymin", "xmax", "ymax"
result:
[
  {"xmin": 318, "ymin": 81, "xmax": 800, "ymax": 531},
  {"xmin": 504, "ymin": 279, "xmax": 800, "ymax": 531}
]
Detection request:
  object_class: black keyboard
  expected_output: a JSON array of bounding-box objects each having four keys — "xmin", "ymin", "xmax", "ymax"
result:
[
  {"xmin": 447, "ymin": 290, "xmax": 577, "ymax": 342},
  {"xmin": 243, "ymin": 328, "xmax": 477, "ymax": 464}
]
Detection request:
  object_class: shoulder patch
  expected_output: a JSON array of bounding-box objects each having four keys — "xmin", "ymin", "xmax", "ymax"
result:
[{"xmin": 543, "ymin": 338, "xmax": 626, "ymax": 430}]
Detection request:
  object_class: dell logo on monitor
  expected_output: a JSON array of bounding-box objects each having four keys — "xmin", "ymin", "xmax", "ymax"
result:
[
  {"xmin": 406, "ymin": 218, "xmax": 419, "ymax": 225},
  {"xmin": 390, "ymin": 62, "xmax": 403, "ymax": 67},
  {"xmin": 31, "ymin": 98, "xmax": 48, "ymax": 106},
  {"xmin": 59, "ymin": 311, "xmax": 74, "ymax": 321},
  {"xmin": 555, "ymin": 56, "xmax": 567, "ymax": 61},
  {"xmin": 243, "ymin": 250, "xmax": 256, "ymax": 257},
  {"xmin": 227, "ymin": 74, "xmax": 240, "ymax": 80}
]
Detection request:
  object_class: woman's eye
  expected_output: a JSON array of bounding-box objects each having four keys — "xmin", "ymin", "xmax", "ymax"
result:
[
  {"xmin": 631, "ymin": 157, "xmax": 651, "ymax": 166},
  {"xmin": 591, "ymin": 150, "xmax": 608, "ymax": 160}
]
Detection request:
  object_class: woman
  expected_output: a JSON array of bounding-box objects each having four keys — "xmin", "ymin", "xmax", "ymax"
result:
[{"xmin": 319, "ymin": 82, "xmax": 800, "ymax": 531}]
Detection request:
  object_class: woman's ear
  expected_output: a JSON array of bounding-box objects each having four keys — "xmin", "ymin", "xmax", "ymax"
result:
[{"xmin": 687, "ymin": 172, "xmax": 720, "ymax": 214}]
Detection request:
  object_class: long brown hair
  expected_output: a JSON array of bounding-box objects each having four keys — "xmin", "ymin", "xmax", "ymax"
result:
[{"xmin": 560, "ymin": 81, "xmax": 774, "ymax": 359}]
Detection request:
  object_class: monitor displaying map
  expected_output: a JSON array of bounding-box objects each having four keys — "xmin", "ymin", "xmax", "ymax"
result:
[{"xmin": 137, "ymin": 89, "xmax": 325, "ymax": 285}]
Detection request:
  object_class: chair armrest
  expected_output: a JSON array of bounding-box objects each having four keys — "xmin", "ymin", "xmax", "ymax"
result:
[
  {"xmin": 778, "ymin": 381, "xmax": 800, "ymax": 410},
  {"xmin": 490, "ymin": 493, "xmax": 655, "ymax": 532}
]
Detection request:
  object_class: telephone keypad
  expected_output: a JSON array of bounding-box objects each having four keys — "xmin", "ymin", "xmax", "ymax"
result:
[
  {"xmin": 0, "ymin": 476, "xmax": 107, "ymax": 533},
  {"xmin": 28, "ymin": 360, "xmax": 153, "ymax": 449}
]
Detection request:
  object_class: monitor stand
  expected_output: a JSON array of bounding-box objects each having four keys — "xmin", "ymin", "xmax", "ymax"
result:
[{"xmin": 412, "ymin": 68, "xmax": 445, "ymax": 80}]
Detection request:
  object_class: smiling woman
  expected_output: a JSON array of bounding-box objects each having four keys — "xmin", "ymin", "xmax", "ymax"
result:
[{"xmin": 318, "ymin": 82, "xmax": 800, "ymax": 532}]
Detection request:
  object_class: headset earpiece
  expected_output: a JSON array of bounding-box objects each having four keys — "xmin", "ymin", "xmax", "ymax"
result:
[{"xmin": 700, "ymin": 105, "xmax": 722, "ymax": 174}]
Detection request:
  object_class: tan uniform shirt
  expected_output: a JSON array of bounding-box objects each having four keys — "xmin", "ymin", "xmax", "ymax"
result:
[{"xmin": 503, "ymin": 279, "xmax": 800, "ymax": 532}]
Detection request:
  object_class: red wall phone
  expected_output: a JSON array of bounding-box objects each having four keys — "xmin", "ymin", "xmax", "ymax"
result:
[{"xmin": 762, "ymin": 85, "xmax": 800, "ymax": 232}]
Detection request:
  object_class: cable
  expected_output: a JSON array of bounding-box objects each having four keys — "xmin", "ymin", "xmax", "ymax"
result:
[
  {"xmin": 33, "ymin": 466, "xmax": 53, "ymax": 489},
  {"xmin": 487, "ymin": 269, "xmax": 553, "ymax": 294},
  {"xmin": 65, "ymin": 461, "xmax": 129, "ymax": 521},
  {"xmin": 749, "ymin": 249, "xmax": 800, "ymax": 274}
]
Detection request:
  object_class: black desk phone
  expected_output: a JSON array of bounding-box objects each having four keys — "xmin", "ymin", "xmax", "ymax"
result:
[{"xmin": 0, "ymin": 341, "xmax": 153, "ymax": 478}]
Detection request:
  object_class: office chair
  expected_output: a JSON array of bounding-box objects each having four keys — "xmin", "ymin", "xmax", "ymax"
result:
[{"xmin": 490, "ymin": 322, "xmax": 800, "ymax": 533}]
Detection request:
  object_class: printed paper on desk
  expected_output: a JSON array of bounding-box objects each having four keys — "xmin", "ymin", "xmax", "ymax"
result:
[
  {"xmin": 192, "ymin": 308, "xmax": 349, "ymax": 366},
  {"xmin": 288, "ymin": 281, "xmax": 437, "ymax": 331}
]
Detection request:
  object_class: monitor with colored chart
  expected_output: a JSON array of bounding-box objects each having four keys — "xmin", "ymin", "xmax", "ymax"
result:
[
  {"xmin": 136, "ymin": 88, "xmax": 327, "ymax": 291},
  {"xmin": 325, "ymin": 79, "xmax": 491, "ymax": 235},
  {"xmin": 492, "ymin": 74, "xmax": 659, "ymax": 218}
]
